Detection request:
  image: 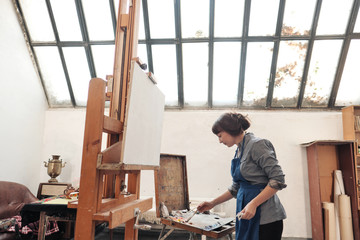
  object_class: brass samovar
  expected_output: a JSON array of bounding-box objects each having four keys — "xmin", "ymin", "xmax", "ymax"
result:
[{"xmin": 44, "ymin": 155, "xmax": 66, "ymax": 183}]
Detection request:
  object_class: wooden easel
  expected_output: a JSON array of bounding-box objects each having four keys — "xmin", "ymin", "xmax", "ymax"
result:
[{"xmin": 73, "ymin": 0, "xmax": 157, "ymax": 239}]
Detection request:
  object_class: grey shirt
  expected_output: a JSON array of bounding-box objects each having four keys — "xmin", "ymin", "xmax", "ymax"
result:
[{"xmin": 228, "ymin": 132, "xmax": 287, "ymax": 225}]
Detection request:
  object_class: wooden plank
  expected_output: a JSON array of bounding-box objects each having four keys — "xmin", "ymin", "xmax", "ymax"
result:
[
  {"xmin": 92, "ymin": 197, "xmax": 153, "ymax": 228},
  {"xmin": 124, "ymin": 169, "xmax": 141, "ymax": 239},
  {"xmin": 127, "ymin": 171, "xmax": 140, "ymax": 197},
  {"xmin": 125, "ymin": 218, "xmax": 138, "ymax": 239},
  {"xmin": 120, "ymin": 14, "xmax": 129, "ymax": 28},
  {"xmin": 99, "ymin": 141, "xmax": 122, "ymax": 164},
  {"xmin": 104, "ymin": 0, "xmax": 136, "ymax": 198},
  {"xmin": 97, "ymin": 163, "xmax": 123, "ymax": 170},
  {"xmin": 98, "ymin": 163, "xmax": 159, "ymax": 171},
  {"xmin": 154, "ymin": 169, "xmax": 160, "ymax": 218},
  {"xmin": 103, "ymin": 116, "xmax": 123, "ymax": 134},
  {"xmin": 305, "ymin": 143, "xmax": 324, "ymax": 240},
  {"xmin": 338, "ymin": 143, "xmax": 360, "ymax": 240},
  {"xmin": 120, "ymin": 164, "xmax": 160, "ymax": 171},
  {"xmin": 155, "ymin": 154, "xmax": 189, "ymax": 214},
  {"xmin": 110, "ymin": 0, "xmax": 128, "ymax": 122},
  {"xmin": 74, "ymin": 78, "xmax": 106, "ymax": 240},
  {"xmin": 342, "ymin": 106, "xmax": 355, "ymax": 140},
  {"xmin": 98, "ymin": 195, "xmax": 137, "ymax": 212},
  {"xmin": 114, "ymin": 173, "xmax": 124, "ymax": 198}
]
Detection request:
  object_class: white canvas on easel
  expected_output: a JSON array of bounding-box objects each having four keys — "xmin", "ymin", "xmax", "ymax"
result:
[{"xmin": 121, "ymin": 61, "xmax": 165, "ymax": 166}]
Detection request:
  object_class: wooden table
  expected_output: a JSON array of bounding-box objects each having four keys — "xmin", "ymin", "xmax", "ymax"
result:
[
  {"xmin": 159, "ymin": 218, "xmax": 235, "ymax": 240},
  {"xmin": 21, "ymin": 198, "xmax": 77, "ymax": 240}
]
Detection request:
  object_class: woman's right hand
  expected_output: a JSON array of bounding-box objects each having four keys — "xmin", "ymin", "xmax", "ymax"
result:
[{"xmin": 197, "ymin": 201, "xmax": 214, "ymax": 212}]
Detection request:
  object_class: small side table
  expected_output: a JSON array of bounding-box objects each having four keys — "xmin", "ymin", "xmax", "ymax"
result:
[{"xmin": 21, "ymin": 198, "xmax": 77, "ymax": 240}]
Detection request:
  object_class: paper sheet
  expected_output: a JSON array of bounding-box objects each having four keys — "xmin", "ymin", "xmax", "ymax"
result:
[
  {"xmin": 334, "ymin": 170, "xmax": 345, "ymax": 240},
  {"xmin": 41, "ymin": 198, "xmax": 72, "ymax": 205},
  {"xmin": 339, "ymin": 195, "xmax": 354, "ymax": 240},
  {"xmin": 322, "ymin": 202, "xmax": 336, "ymax": 240}
]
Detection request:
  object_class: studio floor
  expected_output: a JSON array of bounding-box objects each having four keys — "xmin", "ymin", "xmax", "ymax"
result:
[{"xmin": 90, "ymin": 224, "xmax": 310, "ymax": 240}]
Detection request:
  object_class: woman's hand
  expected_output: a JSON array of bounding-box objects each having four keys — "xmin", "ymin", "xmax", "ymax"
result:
[
  {"xmin": 197, "ymin": 201, "xmax": 215, "ymax": 212},
  {"xmin": 239, "ymin": 201, "xmax": 257, "ymax": 220}
]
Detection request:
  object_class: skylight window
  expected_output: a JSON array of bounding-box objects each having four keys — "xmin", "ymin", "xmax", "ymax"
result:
[{"xmin": 15, "ymin": 0, "xmax": 360, "ymax": 110}]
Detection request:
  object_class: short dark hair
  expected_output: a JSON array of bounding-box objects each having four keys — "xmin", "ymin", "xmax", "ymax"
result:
[{"xmin": 212, "ymin": 112, "xmax": 251, "ymax": 137}]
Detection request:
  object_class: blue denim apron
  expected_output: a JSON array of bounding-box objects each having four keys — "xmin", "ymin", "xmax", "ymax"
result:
[{"xmin": 231, "ymin": 136, "xmax": 266, "ymax": 240}]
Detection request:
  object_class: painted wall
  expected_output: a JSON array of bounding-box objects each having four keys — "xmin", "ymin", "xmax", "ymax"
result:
[
  {"xmin": 0, "ymin": 0, "xmax": 48, "ymax": 192},
  {"xmin": 40, "ymin": 108, "xmax": 343, "ymax": 238}
]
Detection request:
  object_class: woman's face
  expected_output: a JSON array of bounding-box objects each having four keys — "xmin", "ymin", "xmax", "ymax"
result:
[{"xmin": 217, "ymin": 131, "xmax": 237, "ymax": 147}]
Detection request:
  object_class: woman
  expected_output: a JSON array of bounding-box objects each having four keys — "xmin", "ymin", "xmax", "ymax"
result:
[{"xmin": 197, "ymin": 112, "xmax": 286, "ymax": 240}]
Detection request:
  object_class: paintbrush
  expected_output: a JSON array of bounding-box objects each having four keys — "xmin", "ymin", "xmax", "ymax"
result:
[{"xmin": 184, "ymin": 208, "xmax": 198, "ymax": 222}]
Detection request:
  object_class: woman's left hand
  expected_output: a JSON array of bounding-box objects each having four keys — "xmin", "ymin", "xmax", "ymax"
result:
[{"xmin": 240, "ymin": 202, "xmax": 257, "ymax": 220}]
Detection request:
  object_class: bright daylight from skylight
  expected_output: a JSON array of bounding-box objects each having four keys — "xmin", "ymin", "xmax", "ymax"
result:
[{"xmin": 15, "ymin": 0, "xmax": 360, "ymax": 109}]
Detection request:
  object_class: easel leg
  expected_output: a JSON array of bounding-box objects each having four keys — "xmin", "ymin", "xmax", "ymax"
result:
[
  {"xmin": 109, "ymin": 229, "xmax": 113, "ymax": 240},
  {"xmin": 158, "ymin": 225, "xmax": 174, "ymax": 240},
  {"xmin": 124, "ymin": 218, "xmax": 138, "ymax": 239},
  {"xmin": 158, "ymin": 224, "xmax": 166, "ymax": 240},
  {"xmin": 189, "ymin": 232, "xmax": 198, "ymax": 240}
]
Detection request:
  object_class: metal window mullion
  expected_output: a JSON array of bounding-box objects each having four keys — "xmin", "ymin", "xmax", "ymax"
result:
[
  {"xmin": 266, "ymin": 0, "xmax": 285, "ymax": 108},
  {"xmin": 208, "ymin": 0, "xmax": 215, "ymax": 108},
  {"xmin": 174, "ymin": 0, "xmax": 184, "ymax": 108},
  {"xmin": 328, "ymin": 0, "xmax": 360, "ymax": 107},
  {"xmin": 237, "ymin": 0, "xmax": 251, "ymax": 108},
  {"xmin": 45, "ymin": 0, "xmax": 76, "ymax": 107},
  {"xmin": 75, "ymin": 0, "xmax": 96, "ymax": 78},
  {"xmin": 297, "ymin": 0, "xmax": 322, "ymax": 108},
  {"xmin": 142, "ymin": 0, "xmax": 154, "ymax": 73},
  {"xmin": 109, "ymin": 0, "xmax": 117, "ymax": 37},
  {"xmin": 32, "ymin": 40, "xmax": 115, "ymax": 47}
]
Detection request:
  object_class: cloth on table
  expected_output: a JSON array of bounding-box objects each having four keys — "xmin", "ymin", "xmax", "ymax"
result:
[{"xmin": 0, "ymin": 215, "xmax": 59, "ymax": 236}]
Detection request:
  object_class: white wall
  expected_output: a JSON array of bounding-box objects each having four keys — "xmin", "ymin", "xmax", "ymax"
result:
[
  {"xmin": 0, "ymin": 0, "xmax": 48, "ymax": 193},
  {"xmin": 40, "ymin": 108, "xmax": 343, "ymax": 238}
]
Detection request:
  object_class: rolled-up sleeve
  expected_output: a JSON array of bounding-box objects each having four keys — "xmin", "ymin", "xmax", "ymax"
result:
[
  {"xmin": 227, "ymin": 181, "xmax": 240, "ymax": 198},
  {"xmin": 251, "ymin": 139, "xmax": 287, "ymax": 190}
]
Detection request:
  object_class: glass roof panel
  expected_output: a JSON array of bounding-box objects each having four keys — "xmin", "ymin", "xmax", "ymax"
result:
[
  {"xmin": 50, "ymin": 0, "xmax": 82, "ymax": 41},
  {"xmin": 213, "ymin": 42, "xmax": 241, "ymax": 106},
  {"xmin": 354, "ymin": 11, "xmax": 360, "ymax": 32},
  {"xmin": 19, "ymin": 0, "xmax": 55, "ymax": 41},
  {"xmin": 17, "ymin": 0, "xmax": 360, "ymax": 110},
  {"xmin": 181, "ymin": 0, "xmax": 209, "ymax": 38},
  {"xmin": 152, "ymin": 45, "xmax": 178, "ymax": 106},
  {"xmin": 33, "ymin": 46, "xmax": 71, "ymax": 107},
  {"xmin": 138, "ymin": 2, "xmax": 145, "ymax": 40},
  {"xmin": 248, "ymin": 0, "xmax": 279, "ymax": 36},
  {"xmin": 183, "ymin": 43, "xmax": 208, "ymax": 106},
  {"xmin": 316, "ymin": 0, "xmax": 353, "ymax": 35},
  {"xmin": 243, "ymin": 42, "xmax": 273, "ymax": 107},
  {"xmin": 335, "ymin": 40, "xmax": 360, "ymax": 106},
  {"xmin": 137, "ymin": 44, "xmax": 148, "ymax": 68},
  {"xmin": 282, "ymin": 0, "xmax": 316, "ymax": 36},
  {"xmin": 147, "ymin": 0, "xmax": 175, "ymax": 38},
  {"xmin": 214, "ymin": 0, "xmax": 244, "ymax": 37},
  {"xmin": 272, "ymin": 40, "xmax": 308, "ymax": 107},
  {"xmin": 303, "ymin": 40, "xmax": 342, "ymax": 107},
  {"xmin": 82, "ymin": 0, "xmax": 114, "ymax": 41},
  {"xmin": 91, "ymin": 45, "xmax": 115, "ymax": 80},
  {"xmin": 62, "ymin": 47, "xmax": 91, "ymax": 107},
  {"xmin": 113, "ymin": 0, "xmax": 119, "ymax": 19}
]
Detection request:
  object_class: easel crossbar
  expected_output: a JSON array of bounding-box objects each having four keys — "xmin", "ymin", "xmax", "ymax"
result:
[{"xmin": 93, "ymin": 197, "xmax": 153, "ymax": 229}]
